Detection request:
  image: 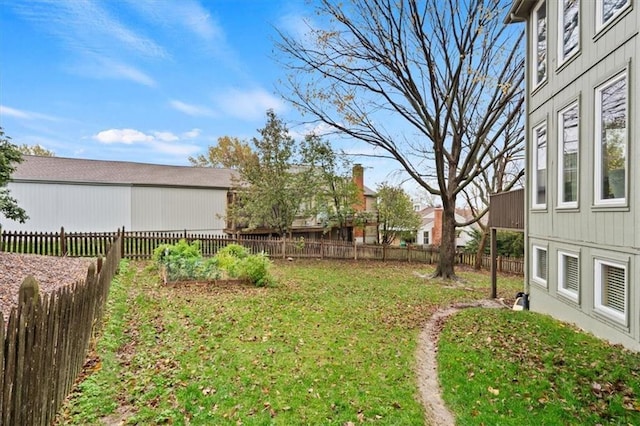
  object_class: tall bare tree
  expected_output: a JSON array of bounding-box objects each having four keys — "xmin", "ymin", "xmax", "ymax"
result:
[
  {"xmin": 277, "ymin": 0, "xmax": 524, "ymax": 278},
  {"xmin": 460, "ymin": 102, "xmax": 525, "ymax": 269}
]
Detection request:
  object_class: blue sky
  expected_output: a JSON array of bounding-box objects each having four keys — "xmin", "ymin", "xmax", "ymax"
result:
[{"xmin": 0, "ymin": 0, "xmax": 400, "ymax": 188}]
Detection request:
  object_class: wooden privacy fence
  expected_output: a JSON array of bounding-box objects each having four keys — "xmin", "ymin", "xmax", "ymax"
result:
[
  {"xmin": 0, "ymin": 234, "xmax": 122, "ymax": 425},
  {"xmin": 0, "ymin": 228, "xmax": 524, "ymax": 275},
  {"xmin": 0, "ymin": 227, "xmax": 115, "ymax": 257}
]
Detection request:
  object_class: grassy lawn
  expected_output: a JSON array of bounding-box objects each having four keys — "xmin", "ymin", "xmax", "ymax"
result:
[
  {"xmin": 57, "ymin": 258, "xmax": 521, "ymax": 425},
  {"xmin": 55, "ymin": 258, "xmax": 640, "ymax": 425},
  {"xmin": 439, "ymin": 309, "xmax": 640, "ymax": 425}
]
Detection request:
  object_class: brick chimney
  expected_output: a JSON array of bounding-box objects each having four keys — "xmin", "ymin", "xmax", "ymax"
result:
[
  {"xmin": 352, "ymin": 164, "xmax": 365, "ymax": 240},
  {"xmin": 432, "ymin": 207, "xmax": 443, "ymax": 246}
]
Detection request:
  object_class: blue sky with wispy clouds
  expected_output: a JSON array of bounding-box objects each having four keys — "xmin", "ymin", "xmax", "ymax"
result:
[{"xmin": 0, "ymin": 0, "xmax": 403, "ymax": 190}]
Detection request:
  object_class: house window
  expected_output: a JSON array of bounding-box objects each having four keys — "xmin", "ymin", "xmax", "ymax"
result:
[
  {"xmin": 532, "ymin": 122, "xmax": 547, "ymax": 208},
  {"xmin": 558, "ymin": 251, "xmax": 579, "ymax": 301},
  {"xmin": 423, "ymin": 231, "xmax": 430, "ymax": 245},
  {"xmin": 532, "ymin": 245, "xmax": 548, "ymax": 287},
  {"xmin": 558, "ymin": 102, "xmax": 579, "ymax": 207},
  {"xmin": 532, "ymin": 1, "xmax": 547, "ymax": 87},
  {"xmin": 594, "ymin": 258, "xmax": 627, "ymax": 324},
  {"xmin": 595, "ymin": 72, "xmax": 627, "ymax": 205},
  {"xmin": 596, "ymin": 0, "xmax": 630, "ymax": 30},
  {"xmin": 558, "ymin": 0, "xmax": 580, "ymax": 65}
]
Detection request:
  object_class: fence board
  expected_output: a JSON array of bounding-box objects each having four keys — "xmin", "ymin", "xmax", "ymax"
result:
[
  {"xmin": 0, "ymin": 233, "xmax": 122, "ymax": 424},
  {"xmin": 0, "ymin": 228, "xmax": 524, "ymax": 274}
]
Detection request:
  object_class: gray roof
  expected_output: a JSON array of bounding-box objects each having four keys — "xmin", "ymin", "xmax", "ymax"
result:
[
  {"xmin": 12, "ymin": 155, "xmax": 377, "ymax": 195},
  {"xmin": 12, "ymin": 155, "xmax": 236, "ymax": 189}
]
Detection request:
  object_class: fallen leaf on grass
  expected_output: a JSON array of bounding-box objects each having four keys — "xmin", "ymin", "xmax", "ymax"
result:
[{"xmin": 488, "ymin": 386, "xmax": 499, "ymax": 396}]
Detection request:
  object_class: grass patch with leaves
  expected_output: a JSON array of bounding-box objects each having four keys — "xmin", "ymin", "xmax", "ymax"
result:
[
  {"xmin": 438, "ymin": 308, "xmax": 640, "ymax": 425},
  {"xmin": 56, "ymin": 259, "xmax": 135, "ymax": 423},
  {"xmin": 58, "ymin": 260, "xmax": 520, "ymax": 425}
]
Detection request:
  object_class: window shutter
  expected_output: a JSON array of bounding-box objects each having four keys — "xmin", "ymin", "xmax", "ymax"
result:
[
  {"xmin": 603, "ymin": 264, "xmax": 625, "ymax": 313},
  {"xmin": 537, "ymin": 248, "xmax": 547, "ymax": 280},
  {"xmin": 564, "ymin": 255, "xmax": 579, "ymax": 292}
]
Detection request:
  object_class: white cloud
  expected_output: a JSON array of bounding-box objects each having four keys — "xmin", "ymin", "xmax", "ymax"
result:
[
  {"xmin": 153, "ymin": 131, "xmax": 179, "ymax": 142},
  {"xmin": 277, "ymin": 13, "xmax": 314, "ymax": 40},
  {"xmin": 182, "ymin": 128, "xmax": 202, "ymax": 138},
  {"xmin": 0, "ymin": 105, "xmax": 59, "ymax": 121},
  {"xmin": 169, "ymin": 100, "xmax": 216, "ymax": 117},
  {"xmin": 13, "ymin": 0, "xmax": 167, "ymax": 59},
  {"xmin": 153, "ymin": 141, "xmax": 200, "ymax": 156},
  {"xmin": 289, "ymin": 122, "xmax": 337, "ymax": 140},
  {"xmin": 93, "ymin": 127, "xmax": 201, "ymax": 156},
  {"xmin": 67, "ymin": 56, "xmax": 156, "ymax": 87},
  {"xmin": 94, "ymin": 129, "xmax": 154, "ymax": 144},
  {"xmin": 213, "ymin": 88, "xmax": 286, "ymax": 121},
  {"xmin": 10, "ymin": 0, "xmax": 164, "ymax": 88},
  {"xmin": 125, "ymin": 0, "xmax": 222, "ymax": 42}
]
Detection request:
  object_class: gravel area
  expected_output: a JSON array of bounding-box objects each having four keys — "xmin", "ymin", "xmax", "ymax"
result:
[{"xmin": 0, "ymin": 252, "xmax": 94, "ymax": 321}]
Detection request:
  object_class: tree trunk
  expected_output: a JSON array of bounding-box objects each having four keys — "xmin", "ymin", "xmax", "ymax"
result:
[
  {"xmin": 433, "ymin": 204, "xmax": 457, "ymax": 279},
  {"xmin": 474, "ymin": 225, "xmax": 489, "ymax": 270}
]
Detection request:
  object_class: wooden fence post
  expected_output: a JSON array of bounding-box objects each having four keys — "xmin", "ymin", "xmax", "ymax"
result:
[
  {"xmin": 60, "ymin": 227, "xmax": 66, "ymax": 257},
  {"xmin": 120, "ymin": 227, "xmax": 125, "ymax": 258},
  {"xmin": 18, "ymin": 276, "xmax": 40, "ymax": 306},
  {"xmin": 353, "ymin": 238, "xmax": 357, "ymax": 260},
  {"xmin": 281, "ymin": 236, "xmax": 286, "ymax": 259}
]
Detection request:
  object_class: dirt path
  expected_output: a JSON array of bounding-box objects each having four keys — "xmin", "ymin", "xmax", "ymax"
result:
[{"xmin": 416, "ymin": 300, "xmax": 506, "ymax": 425}]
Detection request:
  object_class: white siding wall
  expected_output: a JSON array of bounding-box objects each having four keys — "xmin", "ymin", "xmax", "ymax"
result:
[
  {"xmin": 524, "ymin": 1, "xmax": 640, "ymax": 349},
  {"xmin": 4, "ymin": 182, "xmax": 132, "ymax": 232},
  {"xmin": 130, "ymin": 186, "xmax": 227, "ymax": 233}
]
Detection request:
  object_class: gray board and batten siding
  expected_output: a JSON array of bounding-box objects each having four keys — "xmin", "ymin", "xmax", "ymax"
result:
[
  {"xmin": 5, "ymin": 155, "xmax": 233, "ymax": 234},
  {"xmin": 508, "ymin": 0, "xmax": 640, "ymax": 350}
]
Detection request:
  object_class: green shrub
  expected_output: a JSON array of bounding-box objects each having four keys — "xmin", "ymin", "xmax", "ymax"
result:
[
  {"xmin": 214, "ymin": 243, "xmax": 249, "ymax": 278},
  {"xmin": 153, "ymin": 241, "xmax": 273, "ymax": 286},
  {"xmin": 216, "ymin": 243, "xmax": 249, "ymax": 259},
  {"xmin": 153, "ymin": 240, "xmax": 221, "ymax": 282},
  {"xmin": 236, "ymin": 252, "xmax": 273, "ymax": 287}
]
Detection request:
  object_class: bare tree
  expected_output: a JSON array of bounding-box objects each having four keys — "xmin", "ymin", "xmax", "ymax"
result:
[
  {"xmin": 460, "ymin": 103, "xmax": 525, "ymax": 269},
  {"xmin": 276, "ymin": 0, "xmax": 524, "ymax": 278}
]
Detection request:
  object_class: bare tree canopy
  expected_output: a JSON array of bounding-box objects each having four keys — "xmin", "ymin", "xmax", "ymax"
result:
[{"xmin": 276, "ymin": 0, "xmax": 524, "ymax": 278}]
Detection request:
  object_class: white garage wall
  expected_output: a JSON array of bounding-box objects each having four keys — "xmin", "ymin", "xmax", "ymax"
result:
[
  {"xmin": 4, "ymin": 182, "xmax": 132, "ymax": 232},
  {"xmin": 130, "ymin": 186, "xmax": 227, "ymax": 233}
]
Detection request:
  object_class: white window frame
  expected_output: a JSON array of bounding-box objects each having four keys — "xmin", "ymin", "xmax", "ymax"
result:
[
  {"xmin": 557, "ymin": 250, "xmax": 580, "ymax": 301},
  {"xmin": 557, "ymin": 101, "xmax": 579, "ymax": 208},
  {"xmin": 532, "ymin": 245, "xmax": 548, "ymax": 287},
  {"xmin": 594, "ymin": 71, "xmax": 628, "ymax": 206},
  {"xmin": 532, "ymin": 121, "xmax": 547, "ymax": 209},
  {"xmin": 596, "ymin": 0, "xmax": 631, "ymax": 32},
  {"xmin": 423, "ymin": 231, "xmax": 430, "ymax": 245},
  {"xmin": 594, "ymin": 257, "xmax": 628, "ymax": 325},
  {"xmin": 558, "ymin": 0, "xmax": 580, "ymax": 66},
  {"xmin": 532, "ymin": 0, "xmax": 547, "ymax": 89}
]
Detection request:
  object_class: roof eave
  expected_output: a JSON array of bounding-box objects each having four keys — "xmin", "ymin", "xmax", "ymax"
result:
[{"xmin": 504, "ymin": 0, "xmax": 536, "ymax": 24}]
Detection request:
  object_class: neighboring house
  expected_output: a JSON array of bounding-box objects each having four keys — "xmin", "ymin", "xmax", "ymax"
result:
[
  {"xmin": 226, "ymin": 163, "xmax": 378, "ymax": 243},
  {"xmin": 5, "ymin": 156, "xmax": 378, "ymax": 242},
  {"xmin": 507, "ymin": 0, "xmax": 640, "ymax": 349},
  {"xmin": 414, "ymin": 206, "xmax": 476, "ymax": 248},
  {"xmin": 5, "ymin": 155, "xmax": 233, "ymax": 233}
]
